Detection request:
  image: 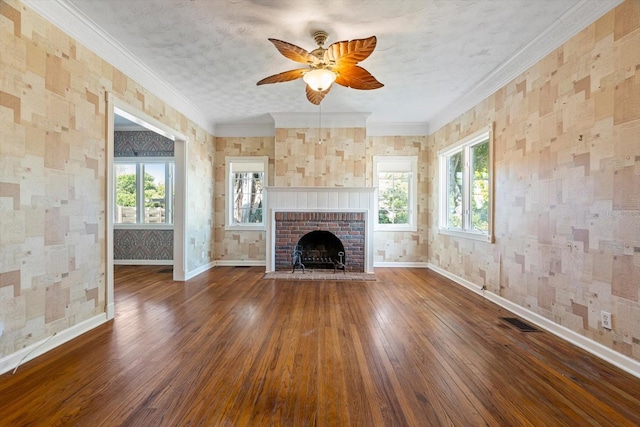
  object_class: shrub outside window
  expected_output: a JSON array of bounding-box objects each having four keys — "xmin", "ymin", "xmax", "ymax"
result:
[
  {"xmin": 114, "ymin": 159, "xmax": 174, "ymax": 226},
  {"xmin": 374, "ymin": 156, "xmax": 417, "ymax": 232},
  {"xmin": 438, "ymin": 125, "xmax": 493, "ymax": 242}
]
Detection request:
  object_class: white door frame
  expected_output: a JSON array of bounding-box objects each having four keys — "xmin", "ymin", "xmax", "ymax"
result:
[{"xmin": 105, "ymin": 93, "xmax": 188, "ymax": 319}]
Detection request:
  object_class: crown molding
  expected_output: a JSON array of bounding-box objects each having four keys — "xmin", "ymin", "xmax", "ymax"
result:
[
  {"xmin": 24, "ymin": 0, "xmax": 216, "ymax": 135},
  {"xmin": 367, "ymin": 122, "xmax": 429, "ymax": 137},
  {"xmin": 24, "ymin": 0, "xmax": 622, "ymax": 138},
  {"xmin": 214, "ymin": 117, "xmax": 430, "ymax": 137},
  {"xmin": 428, "ymin": 0, "xmax": 623, "ymax": 133},
  {"xmin": 214, "ymin": 122, "xmax": 276, "ymax": 138},
  {"xmin": 270, "ymin": 112, "xmax": 371, "ymax": 129}
]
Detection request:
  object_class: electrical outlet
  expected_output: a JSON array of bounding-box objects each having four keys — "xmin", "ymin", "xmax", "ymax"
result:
[{"xmin": 601, "ymin": 311, "xmax": 612, "ymax": 330}]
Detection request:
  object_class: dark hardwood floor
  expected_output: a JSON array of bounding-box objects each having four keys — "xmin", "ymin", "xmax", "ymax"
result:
[{"xmin": 1, "ymin": 266, "xmax": 639, "ymax": 426}]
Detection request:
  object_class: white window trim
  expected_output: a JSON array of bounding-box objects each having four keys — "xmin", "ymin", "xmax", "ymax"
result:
[
  {"xmin": 113, "ymin": 157, "xmax": 174, "ymax": 228},
  {"xmin": 438, "ymin": 124, "xmax": 494, "ymax": 242},
  {"xmin": 225, "ymin": 156, "xmax": 268, "ymax": 231},
  {"xmin": 373, "ymin": 155, "xmax": 418, "ymax": 232}
]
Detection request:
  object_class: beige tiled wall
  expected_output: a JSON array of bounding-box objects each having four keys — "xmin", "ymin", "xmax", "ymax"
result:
[
  {"xmin": 213, "ymin": 136, "xmax": 273, "ymax": 261},
  {"xmin": 274, "ymin": 127, "xmax": 367, "ymax": 187},
  {"xmin": 427, "ymin": 0, "xmax": 640, "ymax": 362},
  {"xmin": 366, "ymin": 136, "xmax": 429, "ymax": 264},
  {"xmin": 0, "ymin": 0, "xmax": 215, "ymax": 358},
  {"xmin": 214, "ymin": 130, "xmax": 429, "ymax": 264},
  {"xmin": 4, "ymin": 0, "xmax": 636, "ymax": 369}
]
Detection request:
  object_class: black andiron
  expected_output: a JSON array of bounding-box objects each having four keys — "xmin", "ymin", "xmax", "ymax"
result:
[{"xmin": 292, "ymin": 244, "xmax": 345, "ymax": 274}]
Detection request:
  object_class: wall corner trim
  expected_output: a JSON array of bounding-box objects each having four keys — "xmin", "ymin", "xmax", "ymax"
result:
[
  {"xmin": 184, "ymin": 261, "xmax": 217, "ymax": 280},
  {"xmin": 427, "ymin": 263, "xmax": 640, "ymax": 380}
]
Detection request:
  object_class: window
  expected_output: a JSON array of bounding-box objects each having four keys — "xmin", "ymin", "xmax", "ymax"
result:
[
  {"xmin": 439, "ymin": 125, "xmax": 493, "ymax": 242},
  {"xmin": 225, "ymin": 156, "xmax": 268, "ymax": 230},
  {"xmin": 114, "ymin": 159, "xmax": 174, "ymax": 226},
  {"xmin": 373, "ymin": 156, "xmax": 417, "ymax": 231}
]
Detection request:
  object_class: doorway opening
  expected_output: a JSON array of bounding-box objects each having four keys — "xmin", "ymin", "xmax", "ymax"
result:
[{"xmin": 106, "ymin": 94, "xmax": 187, "ymax": 319}]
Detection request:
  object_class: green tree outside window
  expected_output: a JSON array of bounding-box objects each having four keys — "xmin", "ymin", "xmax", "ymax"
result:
[{"xmin": 378, "ymin": 172, "xmax": 409, "ymax": 224}]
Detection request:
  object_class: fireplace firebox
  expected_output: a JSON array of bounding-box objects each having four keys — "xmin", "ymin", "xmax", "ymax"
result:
[
  {"xmin": 292, "ymin": 230, "xmax": 346, "ymax": 273},
  {"xmin": 274, "ymin": 211, "xmax": 365, "ymax": 272}
]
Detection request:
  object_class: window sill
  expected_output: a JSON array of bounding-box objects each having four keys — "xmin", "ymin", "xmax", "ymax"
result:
[
  {"xmin": 225, "ymin": 224, "xmax": 266, "ymax": 232},
  {"xmin": 114, "ymin": 224, "xmax": 174, "ymax": 230},
  {"xmin": 438, "ymin": 228, "xmax": 493, "ymax": 243},
  {"xmin": 375, "ymin": 224, "xmax": 417, "ymax": 232}
]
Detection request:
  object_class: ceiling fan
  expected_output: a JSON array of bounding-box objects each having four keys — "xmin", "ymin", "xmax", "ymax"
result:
[{"xmin": 256, "ymin": 31, "xmax": 384, "ymax": 105}]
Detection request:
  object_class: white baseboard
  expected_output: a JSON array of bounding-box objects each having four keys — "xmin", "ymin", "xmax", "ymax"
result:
[
  {"xmin": 427, "ymin": 264, "xmax": 484, "ymax": 294},
  {"xmin": 427, "ymin": 263, "xmax": 640, "ymax": 379},
  {"xmin": 181, "ymin": 260, "xmax": 266, "ymax": 281},
  {"xmin": 184, "ymin": 261, "xmax": 216, "ymax": 280},
  {"xmin": 215, "ymin": 260, "xmax": 266, "ymax": 267},
  {"xmin": 0, "ymin": 313, "xmax": 108, "ymax": 376},
  {"xmin": 106, "ymin": 302, "xmax": 115, "ymax": 320},
  {"xmin": 374, "ymin": 261, "xmax": 430, "ymax": 268},
  {"xmin": 113, "ymin": 260, "xmax": 173, "ymax": 265}
]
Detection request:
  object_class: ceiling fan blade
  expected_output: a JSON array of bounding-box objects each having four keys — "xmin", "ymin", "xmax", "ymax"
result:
[
  {"xmin": 306, "ymin": 84, "xmax": 331, "ymax": 105},
  {"xmin": 334, "ymin": 65, "xmax": 384, "ymax": 90},
  {"xmin": 268, "ymin": 38, "xmax": 319, "ymax": 65},
  {"xmin": 324, "ymin": 36, "xmax": 377, "ymax": 67},
  {"xmin": 256, "ymin": 69, "xmax": 307, "ymax": 85}
]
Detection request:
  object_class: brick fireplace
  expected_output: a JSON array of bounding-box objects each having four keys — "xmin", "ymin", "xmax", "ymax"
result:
[
  {"xmin": 275, "ymin": 211, "xmax": 365, "ymax": 272},
  {"xmin": 264, "ymin": 187, "xmax": 375, "ymax": 273}
]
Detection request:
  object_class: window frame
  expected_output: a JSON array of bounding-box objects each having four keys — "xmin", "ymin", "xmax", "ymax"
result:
[
  {"xmin": 373, "ymin": 155, "xmax": 418, "ymax": 232},
  {"xmin": 438, "ymin": 124, "xmax": 494, "ymax": 242},
  {"xmin": 225, "ymin": 156, "xmax": 268, "ymax": 231},
  {"xmin": 113, "ymin": 157, "xmax": 174, "ymax": 229}
]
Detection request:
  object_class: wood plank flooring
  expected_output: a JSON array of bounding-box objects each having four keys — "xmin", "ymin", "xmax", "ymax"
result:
[{"xmin": 1, "ymin": 266, "xmax": 639, "ymax": 426}]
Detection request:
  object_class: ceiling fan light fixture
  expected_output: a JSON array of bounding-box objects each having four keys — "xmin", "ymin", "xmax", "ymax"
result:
[
  {"xmin": 303, "ymin": 68, "xmax": 336, "ymax": 92},
  {"xmin": 257, "ymin": 33, "xmax": 382, "ymax": 104}
]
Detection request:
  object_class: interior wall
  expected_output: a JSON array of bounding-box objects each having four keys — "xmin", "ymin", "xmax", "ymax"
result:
[
  {"xmin": 213, "ymin": 136, "xmax": 274, "ymax": 262},
  {"xmin": 273, "ymin": 127, "xmax": 368, "ymax": 187},
  {"xmin": 273, "ymin": 128, "xmax": 429, "ymax": 264},
  {"xmin": 186, "ymin": 124, "xmax": 215, "ymax": 272},
  {"xmin": 5, "ymin": 0, "xmax": 633, "ymax": 371},
  {"xmin": 214, "ymin": 130, "xmax": 429, "ymax": 264},
  {"xmin": 0, "ymin": 0, "xmax": 215, "ymax": 360},
  {"xmin": 427, "ymin": 0, "xmax": 640, "ymax": 362},
  {"xmin": 366, "ymin": 135, "xmax": 429, "ymax": 264}
]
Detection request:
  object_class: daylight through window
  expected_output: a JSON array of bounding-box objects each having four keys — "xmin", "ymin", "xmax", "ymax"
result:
[
  {"xmin": 114, "ymin": 159, "xmax": 174, "ymax": 225},
  {"xmin": 226, "ymin": 156, "xmax": 268, "ymax": 230},
  {"xmin": 374, "ymin": 156, "xmax": 417, "ymax": 231},
  {"xmin": 438, "ymin": 125, "xmax": 493, "ymax": 242}
]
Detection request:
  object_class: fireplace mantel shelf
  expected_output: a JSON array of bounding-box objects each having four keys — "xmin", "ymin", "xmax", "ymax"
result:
[{"xmin": 265, "ymin": 186, "xmax": 376, "ymax": 193}]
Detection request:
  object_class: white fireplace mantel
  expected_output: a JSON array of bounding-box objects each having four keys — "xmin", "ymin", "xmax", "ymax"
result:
[{"xmin": 264, "ymin": 187, "xmax": 376, "ymax": 273}]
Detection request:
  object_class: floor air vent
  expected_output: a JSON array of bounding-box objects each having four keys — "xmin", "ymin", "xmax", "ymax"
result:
[{"xmin": 500, "ymin": 317, "xmax": 540, "ymax": 332}]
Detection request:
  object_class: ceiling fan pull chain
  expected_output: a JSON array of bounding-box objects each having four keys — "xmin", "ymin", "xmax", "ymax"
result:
[{"xmin": 318, "ymin": 103, "xmax": 322, "ymax": 144}]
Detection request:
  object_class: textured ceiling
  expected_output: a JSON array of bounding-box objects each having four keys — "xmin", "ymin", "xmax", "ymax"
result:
[{"xmin": 63, "ymin": 0, "xmax": 586, "ymax": 129}]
